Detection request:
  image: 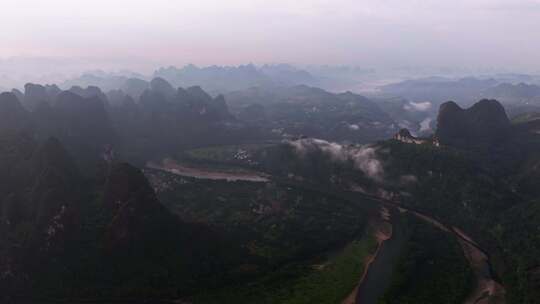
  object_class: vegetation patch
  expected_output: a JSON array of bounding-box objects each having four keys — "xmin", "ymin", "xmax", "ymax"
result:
[
  {"xmin": 195, "ymin": 235, "xmax": 377, "ymax": 304},
  {"xmin": 378, "ymin": 215, "xmax": 474, "ymax": 304}
]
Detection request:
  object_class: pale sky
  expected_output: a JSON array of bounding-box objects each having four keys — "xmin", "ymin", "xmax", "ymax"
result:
[{"xmin": 1, "ymin": 0, "xmax": 540, "ymax": 71}]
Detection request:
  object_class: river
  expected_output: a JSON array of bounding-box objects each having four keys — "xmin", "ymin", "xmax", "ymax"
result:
[
  {"xmin": 147, "ymin": 158, "xmax": 270, "ymax": 183},
  {"xmin": 145, "ymin": 161, "xmax": 505, "ymax": 304},
  {"xmin": 347, "ymin": 193, "xmax": 505, "ymax": 304},
  {"xmin": 354, "ymin": 207, "xmax": 409, "ymax": 304}
]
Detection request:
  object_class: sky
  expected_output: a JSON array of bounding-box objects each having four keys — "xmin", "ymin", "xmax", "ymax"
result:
[{"xmin": 1, "ymin": 0, "xmax": 540, "ymax": 73}]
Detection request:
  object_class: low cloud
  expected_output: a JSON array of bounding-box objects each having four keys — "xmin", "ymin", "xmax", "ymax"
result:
[
  {"xmin": 399, "ymin": 174, "xmax": 418, "ymax": 185},
  {"xmin": 404, "ymin": 101, "xmax": 432, "ymax": 112},
  {"xmin": 288, "ymin": 138, "xmax": 384, "ymax": 181},
  {"xmin": 419, "ymin": 117, "xmax": 433, "ymax": 132}
]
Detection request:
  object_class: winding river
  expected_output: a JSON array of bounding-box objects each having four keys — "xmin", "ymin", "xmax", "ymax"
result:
[
  {"xmin": 147, "ymin": 158, "xmax": 270, "ymax": 182},
  {"xmin": 354, "ymin": 207, "xmax": 409, "ymax": 304},
  {"xmin": 350, "ymin": 195, "xmax": 506, "ymax": 304},
  {"xmin": 145, "ymin": 160, "xmax": 505, "ymax": 304}
]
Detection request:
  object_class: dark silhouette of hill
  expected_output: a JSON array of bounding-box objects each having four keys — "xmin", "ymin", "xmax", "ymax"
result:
[
  {"xmin": 0, "ymin": 130, "xmax": 232, "ymax": 299},
  {"xmin": 435, "ymin": 99, "xmax": 511, "ymax": 148},
  {"xmin": 106, "ymin": 79, "xmax": 255, "ymax": 163},
  {"xmin": 1, "ymin": 78, "xmax": 258, "ymax": 167},
  {"xmin": 0, "ymin": 92, "xmax": 32, "ymax": 134}
]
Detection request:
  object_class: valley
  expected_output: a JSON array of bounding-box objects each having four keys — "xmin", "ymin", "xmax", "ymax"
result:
[
  {"xmin": 3, "ymin": 2, "xmax": 540, "ymax": 303},
  {"xmin": 1, "ymin": 71, "xmax": 540, "ymax": 303},
  {"xmin": 148, "ymin": 150, "xmax": 503, "ymax": 304}
]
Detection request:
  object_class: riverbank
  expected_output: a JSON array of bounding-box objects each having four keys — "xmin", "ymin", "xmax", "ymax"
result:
[
  {"xmin": 342, "ymin": 207, "xmax": 393, "ymax": 304},
  {"xmin": 147, "ymin": 158, "xmax": 270, "ymax": 182},
  {"xmin": 395, "ymin": 207, "xmax": 506, "ymax": 304},
  {"xmin": 458, "ymin": 236, "xmax": 506, "ymax": 304},
  {"xmin": 354, "ymin": 205, "xmax": 410, "ymax": 304},
  {"xmin": 342, "ymin": 189, "xmax": 506, "ymax": 304},
  {"xmin": 193, "ymin": 235, "xmax": 377, "ymax": 304}
]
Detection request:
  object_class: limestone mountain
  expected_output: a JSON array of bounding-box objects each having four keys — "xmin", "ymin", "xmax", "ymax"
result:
[
  {"xmin": 153, "ymin": 64, "xmax": 277, "ymax": 94},
  {"xmin": 121, "ymin": 77, "xmax": 150, "ymax": 99},
  {"xmin": 68, "ymin": 85, "xmax": 108, "ymax": 101},
  {"xmin": 0, "ymin": 133, "xmax": 232, "ymax": 299},
  {"xmin": 435, "ymin": 99, "xmax": 510, "ymax": 148},
  {"xmin": 108, "ymin": 78, "xmax": 252, "ymax": 163},
  {"xmin": 43, "ymin": 91, "xmax": 116, "ymax": 170},
  {"xmin": 22, "ymin": 83, "xmax": 61, "ymax": 110},
  {"xmin": 0, "ymin": 135, "xmax": 83, "ymax": 297},
  {"xmin": 149, "ymin": 76, "xmax": 176, "ymax": 99},
  {"xmin": 0, "ymin": 92, "xmax": 32, "ymax": 134}
]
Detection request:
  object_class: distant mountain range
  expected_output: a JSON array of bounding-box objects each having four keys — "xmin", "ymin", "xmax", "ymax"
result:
[
  {"xmin": 4, "ymin": 78, "xmax": 407, "ymax": 152},
  {"xmin": 58, "ymin": 64, "xmax": 322, "ymax": 96},
  {"xmin": 382, "ymin": 77, "xmax": 540, "ymax": 106},
  {"xmin": 154, "ymin": 64, "xmax": 320, "ymax": 94},
  {"xmin": 380, "ymin": 77, "xmax": 500, "ymax": 105},
  {"xmin": 1, "ymin": 78, "xmax": 260, "ymax": 168},
  {"xmin": 225, "ymin": 85, "xmax": 398, "ymax": 143}
]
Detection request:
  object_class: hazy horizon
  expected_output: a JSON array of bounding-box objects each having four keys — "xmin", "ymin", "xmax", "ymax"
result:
[
  {"xmin": 2, "ymin": 0, "xmax": 540, "ymax": 75},
  {"xmin": 2, "ymin": 2, "xmax": 540, "ymax": 302}
]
